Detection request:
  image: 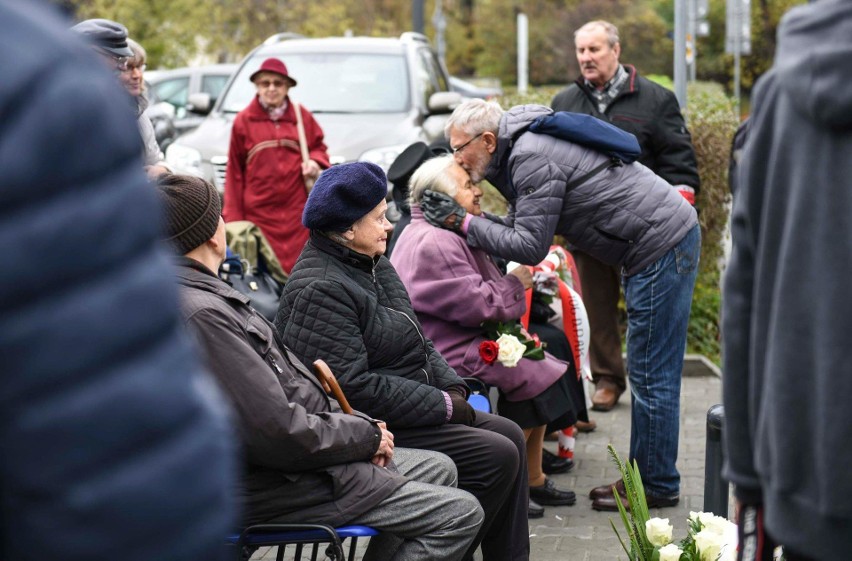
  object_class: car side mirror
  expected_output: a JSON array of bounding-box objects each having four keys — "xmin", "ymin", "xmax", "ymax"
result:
[
  {"xmin": 427, "ymin": 91, "xmax": 463, "ymax": 115},
  {"xmin": 186, "ymin": 92, "xmax": 212, "ymax": 115}
]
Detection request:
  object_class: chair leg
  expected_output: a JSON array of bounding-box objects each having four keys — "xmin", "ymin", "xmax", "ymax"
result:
[{"xmin": 347, "ymin": 537, "xmax": 358, "ymax": 561}]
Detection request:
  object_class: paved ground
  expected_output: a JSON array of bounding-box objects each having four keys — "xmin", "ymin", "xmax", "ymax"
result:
[{"xmin": 250, "ymin": 367, "xmax": 726, "ymax": 560}]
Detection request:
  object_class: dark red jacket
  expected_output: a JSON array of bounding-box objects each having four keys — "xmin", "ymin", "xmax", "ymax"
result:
[{"xmin": 224, "ymin": 96, "xmax": 330, "ymax": 273}]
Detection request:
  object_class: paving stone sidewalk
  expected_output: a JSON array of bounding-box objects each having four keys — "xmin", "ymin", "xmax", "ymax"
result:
[{"xmin": 250, "ymin": 368, "xmax": 725, "ymax": 560}]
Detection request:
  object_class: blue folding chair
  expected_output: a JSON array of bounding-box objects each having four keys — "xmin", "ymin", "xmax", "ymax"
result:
[
  {"xmin": 463, "ymin": 377, "xmax": 493, "ymax": 413},
  {"xmin": 226, "ymin": 524, "xmax": 378, "ymax": 561}
]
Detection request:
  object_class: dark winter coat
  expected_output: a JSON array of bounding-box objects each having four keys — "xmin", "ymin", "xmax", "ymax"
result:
[
  {"xmin": 722, "ymin": 1, "xmax": 852, "ymax": 558},
  {"xmin": 468, "ymin": 104, "xmax": 698, "ymax": 275},
  {"xmin": 275, "ymin": 233, "xmax": 468, "ymax": 429},
  {"xmin": 0, "ymin": 3, "xmax": 236, "ymax": 558},
  {"xmin": 551, "ymin": 64, "xmax": 700, "ymax": 192},
  {"xmin": 177, "ymin": 258, "xmax": 406, "ymax": 527}
]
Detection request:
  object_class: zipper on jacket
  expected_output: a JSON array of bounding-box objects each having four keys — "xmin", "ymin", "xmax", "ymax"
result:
[{"xmin": 386, "ymin": 306, "xmax": 432, "ymax": 385}]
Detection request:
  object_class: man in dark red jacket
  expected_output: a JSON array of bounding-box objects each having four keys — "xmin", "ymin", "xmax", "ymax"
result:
[
  {"xmin": 551, "ymin": 20, "xmax": 700, "ymax": 412},
  {"xmin": 224, "ymin": 58, "xmax": 330, "ymax": 273}
]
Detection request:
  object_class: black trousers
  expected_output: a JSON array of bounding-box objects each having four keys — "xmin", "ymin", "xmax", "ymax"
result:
[{"xmin": 394, "ymin": 412, "xmax": 529, "ymax": 561}]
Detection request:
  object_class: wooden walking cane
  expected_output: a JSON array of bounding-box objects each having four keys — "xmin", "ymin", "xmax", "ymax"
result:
[{"xmin": 313, "ymin": 359, "xmax": 354, "ymax": 414}]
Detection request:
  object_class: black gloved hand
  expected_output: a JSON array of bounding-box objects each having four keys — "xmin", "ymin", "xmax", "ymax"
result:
[
  {"xmin": 448, "ymin": 391, "xmax": 476, "ymax": 426},
  {"xmin": 421, "ymin": 190, "xmax": 467, "ymax": 234}
]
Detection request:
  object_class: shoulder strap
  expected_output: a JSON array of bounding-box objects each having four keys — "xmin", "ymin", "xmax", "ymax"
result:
[{"xmin": 292, "ymin": 100, "xmax": 310, "ymax": 165}]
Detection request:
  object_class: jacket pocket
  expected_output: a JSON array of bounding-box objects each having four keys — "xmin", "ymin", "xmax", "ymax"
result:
[{"xmin": 246, "ymin": 316, "xmax": 293, "ymax": 381}]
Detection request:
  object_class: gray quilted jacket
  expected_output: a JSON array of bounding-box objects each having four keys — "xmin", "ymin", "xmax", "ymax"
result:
[
  {"xmin": 468, "ymin": 104, "xmax": 698, "ymax": 276},
  {"xmin": 275, "ymin": 233, "xmax": 468, "ymax": 429}
]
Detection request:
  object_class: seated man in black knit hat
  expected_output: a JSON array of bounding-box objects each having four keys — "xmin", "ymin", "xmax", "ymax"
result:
[{"xmin": 155, "ymin": 174, "xmax": 483, "ymax": 561}]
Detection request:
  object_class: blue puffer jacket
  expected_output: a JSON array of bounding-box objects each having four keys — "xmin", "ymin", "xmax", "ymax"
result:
[
  {"xmin": 467, "ymin": 105, "xmax": 698, "ymax": 275},
  {"xmin": 0, "ymin": 3, "xmax": 236, "ymax": 560}
]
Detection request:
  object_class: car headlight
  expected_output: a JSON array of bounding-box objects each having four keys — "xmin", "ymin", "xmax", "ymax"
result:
[
  {"xmin": 359, "ymin": 144, "xmax": 409, "ymax": 172},
  {"xmin": 165, "ymin": 143, "xmax": 203, "ymax": 176}
]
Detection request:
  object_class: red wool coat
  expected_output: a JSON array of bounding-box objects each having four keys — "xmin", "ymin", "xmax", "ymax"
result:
[{"xmin": 224, "ymin": 96, "xmax": 330, "ymax": 273}]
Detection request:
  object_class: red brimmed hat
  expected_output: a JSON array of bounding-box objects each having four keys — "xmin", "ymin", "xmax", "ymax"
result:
[{"xmin": 250, "ymin": 58, "xmax": 297, "ymax": 86}]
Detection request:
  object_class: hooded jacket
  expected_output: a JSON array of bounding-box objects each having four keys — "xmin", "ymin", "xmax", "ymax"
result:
[
  {"xmin": 177, "ymin": 258, "xmax": 406, "ymax": 527},
  {"xmin": 467, "ymin": 104, "xmax": 697, "ymax": 275},
  {"xmin": 275, "ymin": 233, "xmax": 468, "ymax": 429},
  {"xmin": 722, "ymin": 1, "xmax": 852, "ymax": 557}
]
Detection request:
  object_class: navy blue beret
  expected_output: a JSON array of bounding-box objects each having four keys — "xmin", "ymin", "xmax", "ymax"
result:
[{"xmin": 302, "ymin": 162, "xmax": 388, "ymax": 231}]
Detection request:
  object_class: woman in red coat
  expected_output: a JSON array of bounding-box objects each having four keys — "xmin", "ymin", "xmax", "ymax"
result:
[{"xmin": 224, "ymin": 58, "xmax": 330, "ymax": 273}]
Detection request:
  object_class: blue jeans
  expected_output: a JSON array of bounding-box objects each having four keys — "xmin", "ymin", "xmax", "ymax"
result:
[{"xmin": 622, "ymin": 224, "xmax": 700, "ymax": 498}]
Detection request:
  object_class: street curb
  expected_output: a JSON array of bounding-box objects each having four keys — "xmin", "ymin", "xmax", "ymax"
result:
[{"xmin": 682, "ymin": 354, "xmax": 722, "ymax": 378}]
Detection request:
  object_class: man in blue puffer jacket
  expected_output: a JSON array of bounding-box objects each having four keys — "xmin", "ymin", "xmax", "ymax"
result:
[
  {"xmin": 421, "ymin": 98, "xmax": 700, "ymax": 511},
  {"xmin": 0, "ymin": 2, "xmax": 236, "ymax": 559}
]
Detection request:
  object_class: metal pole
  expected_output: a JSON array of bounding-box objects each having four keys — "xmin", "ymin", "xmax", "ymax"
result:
[
  {"xmin": 688, "ymin": 0, "xmax": 697, "ymax": 82},
  {"xmin": 517, "ymin": 12, "xmax": 528, "ymax": 94},
  {"xmin": 674, "ymin": 0, "xmax": 688, "ymax": 108},
  {"xmin": 733, "ymin": 1, "xmax": 742, "ymax": 119},
  {"xmin": 412, "ymin": 0, "xmax": 424, "ymax": 34},
  {"xmin": 703, "ymin": 404, "xmax": 729, "ymax": 517}
]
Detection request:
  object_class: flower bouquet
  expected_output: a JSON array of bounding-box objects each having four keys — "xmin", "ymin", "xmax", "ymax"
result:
[
  {"xmin": 478, "ymin": 320, "xmax": 545, "ymax": 368},
  {"xmin": 606, "ymin": 444, "xmax": 738, "ymax": 561}
]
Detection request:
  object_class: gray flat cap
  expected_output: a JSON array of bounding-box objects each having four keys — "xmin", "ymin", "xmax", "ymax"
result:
[{"xmin": 70, "ymin": 18, "xmax": 133, "ymax": 58}]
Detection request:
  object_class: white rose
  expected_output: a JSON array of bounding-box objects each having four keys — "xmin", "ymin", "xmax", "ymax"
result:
[
  {"xmin": 495, "ymin": 333, "xmax": 526, "ymax": 367},
  {"xmin": 645, "ymin": 517, "xmax": 673, "ymax": 547},
  {"xmin": 658, "ymin": 543, "xmax": 683, "ymax": 561},
  {"xmin": 695, "ymin": 528, "xmax": 724, "ymax": 561}
]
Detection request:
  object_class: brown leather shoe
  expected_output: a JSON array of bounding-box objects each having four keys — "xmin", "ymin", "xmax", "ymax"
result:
[
  {"xmin": 591, "ymin": 385, "xmax": 621, "ymax": 411},
  {"xmin": 575, "ymin": 419, "xmax": 597, "ymax": 433},
  {"xmin": 589, "ymin": 479, "xmax": 625, "ymax": 500},
  {"xmin": 592, "ymin": 491, "xmax": 679, "ymax": 511}
]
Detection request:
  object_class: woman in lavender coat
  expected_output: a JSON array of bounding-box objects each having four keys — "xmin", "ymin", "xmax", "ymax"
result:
[{"xmin": 391, "ymin": 155, "xmax": 577, "ymax": 517}]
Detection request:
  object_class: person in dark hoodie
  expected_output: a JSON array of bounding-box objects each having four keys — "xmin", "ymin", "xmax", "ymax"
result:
[
  {"xmin": 1, "ymin": 3, "xmax": 236, "ymax": 559},
  {"xmin": 722, "ymin": 2, "xmax": 852, "ymax": 559}
]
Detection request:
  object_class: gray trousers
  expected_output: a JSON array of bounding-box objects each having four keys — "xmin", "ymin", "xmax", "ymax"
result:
[{"xmin": 351, "ymin": 448, "xmax": 484, "ymax": 561}]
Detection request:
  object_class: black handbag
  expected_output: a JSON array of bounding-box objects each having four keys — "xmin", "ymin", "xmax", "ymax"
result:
[{"xmin": 219, "ymin": 249, "xmax": 283, "ymax": 322}]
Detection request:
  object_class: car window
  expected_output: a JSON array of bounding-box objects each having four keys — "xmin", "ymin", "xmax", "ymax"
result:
[
  {"xmin": 153, "ymin": 77, "xmax": 190, "ymax": 118},
  {"xmin": 221, "ymin": 53, "xmax": 410, "ymax": 114},
  {"xmin": 201, "ymin": 74, "xmax": 231, "ymax": 104}
]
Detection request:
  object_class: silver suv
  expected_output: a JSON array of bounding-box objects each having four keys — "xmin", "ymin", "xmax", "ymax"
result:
[{"xmin": 165, "ymin": 32, "xmax": 461, "ymax": 192}]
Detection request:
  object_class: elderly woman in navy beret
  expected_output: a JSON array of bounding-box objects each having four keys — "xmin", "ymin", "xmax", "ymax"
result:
[{"xmin": 275, "ymin": 162, "xmax": 531, "ymax": 561}]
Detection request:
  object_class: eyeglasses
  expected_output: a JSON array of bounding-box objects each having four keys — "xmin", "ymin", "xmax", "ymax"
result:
[
  {"xmin": 256, "ymin": 79, "xmax": 287, "ymax": 89},
  {"xmin": 122, "ymin": 63, "xmax": 146, "ymax": 74},
  {"xmin": 451, "ymin": 133, "xmax": 483, "ymax": 155}
]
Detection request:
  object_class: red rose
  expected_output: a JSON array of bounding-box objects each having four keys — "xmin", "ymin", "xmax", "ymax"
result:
[
  {"xmin": 479, "ymin": 340, "xmax": 499, "ymax": 365},
  {"xmin": 532, "ymin": 334, "xmax": 541, "ymax": 348}
]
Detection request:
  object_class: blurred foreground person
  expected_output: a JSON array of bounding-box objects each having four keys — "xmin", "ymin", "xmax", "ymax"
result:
[
  {"xmin": 158, "ymin": 173, "xmax": 483, "ymax": 561},
  {"xmin": 0, "ymin": 2, "xmax": 236, "ymax": 560},
  {"xmin": 723, "ymin": 2, "xmax": 852, "ymax": 560}
]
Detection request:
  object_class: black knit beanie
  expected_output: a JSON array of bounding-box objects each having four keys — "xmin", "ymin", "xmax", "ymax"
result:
[{"xmin": 156, "ymin": 175, "xmax": 222, "ymax": 255}]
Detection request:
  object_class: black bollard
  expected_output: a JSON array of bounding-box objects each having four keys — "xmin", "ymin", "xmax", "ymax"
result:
[{"xmin": 703, "ymin": 404, "xmax": 729, "ymax": 516}]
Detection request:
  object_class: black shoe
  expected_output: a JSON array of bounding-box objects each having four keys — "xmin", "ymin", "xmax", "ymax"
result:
[
  {"xmin": 542, "ymin": 449, "xmax": 574, "ymax": 475},
  {"xmin": 529, "ymin": 478, "xmax": 576, "ymax": 506},
  {"xmin": 528, "ymin": 498, "xmax": 544, "ymax": 518}
]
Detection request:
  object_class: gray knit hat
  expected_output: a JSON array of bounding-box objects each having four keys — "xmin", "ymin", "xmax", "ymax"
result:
[{"xmin": 157, "ymin": 175, "xmax": 222, "ymax": 255}]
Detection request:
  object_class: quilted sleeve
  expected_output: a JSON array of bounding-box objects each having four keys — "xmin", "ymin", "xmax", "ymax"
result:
[
  {"xmin": 281, "ymin": 280, "xmax": 450, "ymax": 428},
  {"xmin": 467, "ymin": 150, "xmax": 566, "ymax": 265}
]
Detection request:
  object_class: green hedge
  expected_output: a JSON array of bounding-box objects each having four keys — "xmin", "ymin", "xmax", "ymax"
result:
[{"xmin": 487, "ymin": 82, "xmax": 738, "ymax": 365}]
